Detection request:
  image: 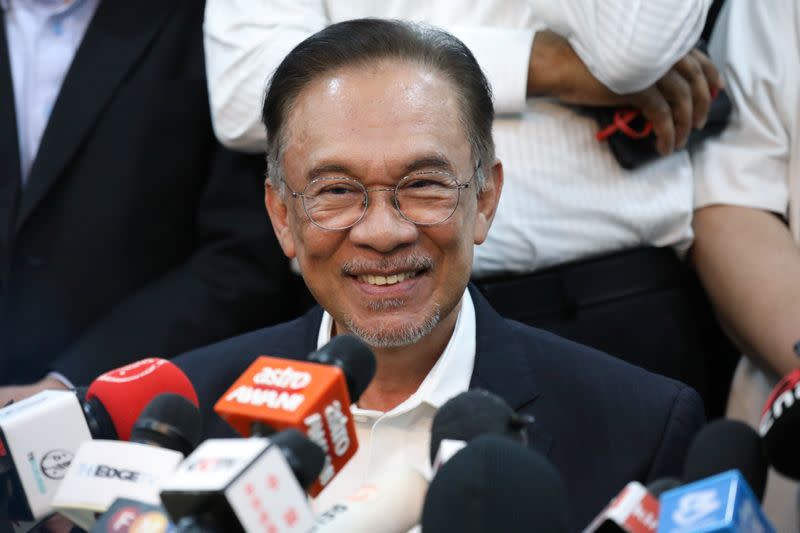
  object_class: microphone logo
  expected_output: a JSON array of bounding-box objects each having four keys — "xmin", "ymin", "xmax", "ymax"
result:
[
  {"xmin": 95, "ymin": 358, "xmax": 168, "ymax": 384},
  {"xmin": 40, "ymin": 449, "xmax": 74, "ymax": 480},
  {"xmin": 672, "ymin": 489, "xmax": 721, "ymax": 526}
]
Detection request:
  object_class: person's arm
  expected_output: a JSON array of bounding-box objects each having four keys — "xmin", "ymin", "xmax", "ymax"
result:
[
  {"xmin": 692, "ymin": 206, "xmax": 800, "ymax": 377},
  {"xmin": 690, "ymin": 0, "xmax": 799, "ymax": 377}
]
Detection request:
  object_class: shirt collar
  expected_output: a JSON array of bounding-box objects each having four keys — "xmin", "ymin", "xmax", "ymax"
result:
[
  {"xmin": 317, "ymin": 288, "xmax": 476, "ymax": 413},
  {"xmin": 2, "ymin": 0, "xmax": 83, "ymax": 16}
]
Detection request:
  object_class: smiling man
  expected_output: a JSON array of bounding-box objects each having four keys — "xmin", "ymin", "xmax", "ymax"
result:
[{"xmin": 176, "ymin": 19, "xmax": 705, "ymax": 529}]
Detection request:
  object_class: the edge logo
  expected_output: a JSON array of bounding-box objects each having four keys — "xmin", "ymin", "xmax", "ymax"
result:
[
  {"xmin": 40, "ymin": 449, "xmax": 73, "ymax": 480},
  {"xmin": 78, "ymin": 463, "xmax": 156, "ymax": 485},
  {"xmin": 672, "ymin": 489, "xmax": 721, "ymax": 526}
]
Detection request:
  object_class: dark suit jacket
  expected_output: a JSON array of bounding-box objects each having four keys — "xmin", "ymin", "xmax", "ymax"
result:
[
  {"xmin": 0, "ymin": 0, "xmax": 294, "ymax": 385},
  {"xmin": 175, "ymin": 285, "xmax": 705, "ymax": 530}
]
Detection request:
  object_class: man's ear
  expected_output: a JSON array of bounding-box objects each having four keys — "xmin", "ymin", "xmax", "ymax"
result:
[
  {"xmin": 473, "ymin": 159, "xmax": 503, "ymax": 245},
  {"xmin": 265, "ymin": 179, "xmax": 297, "ymax": 259}
]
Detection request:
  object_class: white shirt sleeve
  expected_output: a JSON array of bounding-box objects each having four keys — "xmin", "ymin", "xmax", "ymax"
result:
[
  {"xmin": 691, "ymin": 0, "xmax": 797, "ymax": 215},
  {"xmin": 527, "ymin": 0, "xmax": 710, "ymax": 94},
  {"xmin": 203, "ymin": 0, "xmax": 709, "ymax": 152}
]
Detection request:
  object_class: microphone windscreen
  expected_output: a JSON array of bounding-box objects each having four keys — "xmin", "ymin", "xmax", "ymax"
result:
[
  {"xmin": 308, "ymin": 335, "xmax": 376, "ymax": 402},
  {"xmin": 759, "ymin": 368, "xmax": 800, "ymax": 479},
  {"xmin": 86, "ymin": 358, "xmax": 198, "ymax": 441},
  {"xmin": 422, "ymin": 434, "xmax": 570, "ymax": 533},
  {"xmin": 682, "ymin": 419, "xmax": 768, "ymax": 501},
  {"xmin": 429, "ymin": 389, "xmax": 526, "ymax": 464},
  {"xmin": 269, "ymin": 428, "xmax": 325, "ymax": 490},
  {"xmin": 131, "ymin": 393, "xmax": 203, "ymax": 456}
]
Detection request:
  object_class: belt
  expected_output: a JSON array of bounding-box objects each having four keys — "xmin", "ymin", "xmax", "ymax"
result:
[{"xmin": 473, "ymin": 247, "xmax": 693, "ymax": 319}]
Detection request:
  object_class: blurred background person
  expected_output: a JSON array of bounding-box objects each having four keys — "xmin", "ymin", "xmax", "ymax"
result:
[
  {"xmin": 691, "ymin": 0, "xmax": 800, "ymax": 529},
  {"xmin": 0, "ymin": 0, "xmax": 295, "ymax": 402},
  {"xmin": 202, "ymin": 0, "xmax": 735, "ymax": 417}
]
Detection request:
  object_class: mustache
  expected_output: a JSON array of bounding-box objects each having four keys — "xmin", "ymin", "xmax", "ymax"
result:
[{"xmin": 340, "ymin": 255, "xmax": 434, "ymax": 276}]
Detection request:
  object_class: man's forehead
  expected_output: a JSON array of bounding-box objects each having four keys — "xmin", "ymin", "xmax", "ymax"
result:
[{"xmin": 282, "ymin": 60, "xmax": 471, "ymax": 177}]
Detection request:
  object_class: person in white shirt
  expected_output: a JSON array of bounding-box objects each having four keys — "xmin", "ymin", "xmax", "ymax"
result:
[
  {"xmin": 200, "ymin": 0, "xmax": 737, "ymax": 417},
  {"xmin": 691, "ymin": 0, "xmax": 800, "ymax": 529}
]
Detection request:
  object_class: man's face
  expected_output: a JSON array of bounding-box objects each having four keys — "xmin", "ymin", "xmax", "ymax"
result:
[{"xmin": 266, "ymin": 59, "xmax": 502, "ymax": 347}]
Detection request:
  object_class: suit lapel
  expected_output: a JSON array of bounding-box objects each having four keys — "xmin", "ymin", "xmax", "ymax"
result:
[
  {"xmin": 0, "ymin": 10, "xmax": 21, "ymax": 249},
  {"xmin": 14, "ymin": 0, "xmax": 176, "ymax": 234},
  {"xmin": 468, "ymin": 285, "xmax": 554, "ymax": 458}
]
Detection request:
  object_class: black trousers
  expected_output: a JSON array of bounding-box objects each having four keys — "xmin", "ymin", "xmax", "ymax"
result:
[{"xmin": 474, "ymin": 247, "xmax": 739, "ymax": 419}]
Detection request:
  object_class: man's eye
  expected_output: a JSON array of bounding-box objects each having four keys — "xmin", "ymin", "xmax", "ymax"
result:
[{"xmin": 314, "ymin": 182, "xmax": 361, "ymax": 196}]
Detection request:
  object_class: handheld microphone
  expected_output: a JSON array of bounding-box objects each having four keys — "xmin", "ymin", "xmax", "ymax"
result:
[
  {"xmin": 582, "ymin": 481, "xmax": 661, "ymax": 533},
  {"xmin": 89, "ymin": 498, "xmax": 174, "ymax": 533},
  {"xmin": 759, "ymin": 368, "xmax": 800, "ymax": 479},
  {"xmin": 214, "ymin": 335, "xmax": 375, "ymax": 495},
  {"xmin": 310, "ymin": 467, "xmax": 428, "ymax": 533},
  {"xmin": 160, "ymin": 429, "xmax": 325, "ymax": 533},
  {"xmin": 429, "ymin": 389, "xmax": 529, "ymax": 469},
  {"xmin": 0, "ymin": 358, "xmax": 198, "ymax": 522},
  {"xmin": 422, "ymin": 434, "xmax": 571, "ymax": 533},
  {"xmin": 51, "ymin": 393, "xmax": 203, "ymax": 530},
  {"xmin": 682, "ymin": 419, "xmax": 768, "ymax": 502}
]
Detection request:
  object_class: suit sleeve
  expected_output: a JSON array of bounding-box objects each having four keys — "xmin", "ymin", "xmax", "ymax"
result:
[
  {"xmin": 48, "ymin": 143, "xmax": 294, "ymax": 385},
  {"xmin": 645, "ymin": 385, "xmax": 706, "ymax": 480}
]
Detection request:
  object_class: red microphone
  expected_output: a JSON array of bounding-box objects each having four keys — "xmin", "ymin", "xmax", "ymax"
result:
[
  {"xmin": 86, "ymin": 358, "xmax": 199, "ymax": 441},
  {"xmin": 214, "ymin": 335, "xmax": 375, "ymax": 496},
  {"xmin": 759, "ymin": 368, "xmax": 800, "ymax": 479}
]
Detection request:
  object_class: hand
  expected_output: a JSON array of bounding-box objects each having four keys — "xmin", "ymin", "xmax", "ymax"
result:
[
  {"xmin": 0, "ymin": 377, "xmax": 70, "ymax": 407},
  {"xmin": 528, "ymin": 31, "xmax": 724, "ymax": 156}
]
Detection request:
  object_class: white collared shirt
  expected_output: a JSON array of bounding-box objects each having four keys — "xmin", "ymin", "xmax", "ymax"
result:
[
  {"xmin": 2, "ymin": 0, "xmax": 100, "ymax": 181},
  {"xmin": 311, "ymin": 288, "xmax": 476, "ymax": 512}
]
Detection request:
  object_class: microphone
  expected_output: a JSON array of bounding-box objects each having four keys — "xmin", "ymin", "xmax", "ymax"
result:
[
  {"xmin": 160, "ymin": 429, "xmax": 325, "ymax": 533},
  {"xmin": 214, "ymin": 335, "xmax": 375, "ymax": 495},
  {"xmin": 759, "ymin": 368, "xmax": 800, "ymax": 479},
  {"xmin": 421, "ymin": 434, "xmax": 571, "ymax": 533},
  {"xmin": 51, "ymin": 393, "xmax": 203, "ymax": 530},
  {"xmin": 682, "ymin": 419, "xmax": 768, "ymax": 502},
  {"xmin": 310, "ymin": 467, "xmax": 428, "ymax": 533},
  {"xmin": 89, "ymin": 498, "xmax": 174, "ymax": 533},
  {"xmin": 657, "ymin": 470, "xmax": 775, "ymax": 532},
  {"xmin": 0, "ymin": 358, "xmax": 198, "ymax": 523},
  {"xmin": 653, "ymin": 419, "xmax": 775, "ymax": 532},
  {"xmin": 429, "ymin": 389, "xmax": 529, "ymax": 469},
  {"xmin": 582, "ymin": 481, "xmax": 661, "ymax": 533}
]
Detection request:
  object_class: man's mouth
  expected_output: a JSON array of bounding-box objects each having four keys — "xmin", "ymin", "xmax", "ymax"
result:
[{"xmin": 356, "ymin": 271, "xmax": 419, "ymax": 286}]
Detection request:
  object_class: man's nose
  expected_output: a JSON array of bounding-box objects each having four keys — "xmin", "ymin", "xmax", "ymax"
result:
[{"xmin": 348, "ymin": 189, "xmax": 418, "ymax": 252}]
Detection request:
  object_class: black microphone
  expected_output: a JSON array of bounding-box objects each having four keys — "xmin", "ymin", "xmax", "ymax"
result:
[
  {"xmin": 682, "ymin": 419, "xmax": 768, "ymax": 501},
  {"xmin": 131, "ymin": 393, "xmax": 203, "ymax": 456},
  {"xmin": 429, "ymin": 389, "xmax": 529, "ymax": 467},
  {"xmin": 422, "ymin": 434, "xmax": 571, "ymax": 533}
]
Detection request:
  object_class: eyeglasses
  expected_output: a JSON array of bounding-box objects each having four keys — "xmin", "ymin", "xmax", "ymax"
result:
[{"xmin": 282, "ymin": 163, "xmax": 480, "ymax": 231}]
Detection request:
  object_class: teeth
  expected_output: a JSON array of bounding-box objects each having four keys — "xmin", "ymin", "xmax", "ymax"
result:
[{"xmin": 358, "ymin": 272, "xmax": 417, "ymax": 286}]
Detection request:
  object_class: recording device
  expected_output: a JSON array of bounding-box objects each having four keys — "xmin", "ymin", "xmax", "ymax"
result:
[
  {"xmin": 428, "ymin": 389, "xmax": 529, "ymax": 468},
  {"xmin": 0, "ymin": 358, "xmax": 197, "ymax": 523},
  {"xmin": 160, "ymin": 429, "xmax": 324, "ymax": 533},
  {"xmin": 52, "ymin": 393, "xmax": 203, "ymax": 530},
  {"xmin": 759, "ymin": 368, "xmax": 800, "ymax": 479},
  {"xmin": 422, "ymin": 434, "xmax": 571, "ymax": 533},
  {"xmin": 214, "ymin": 335, "xmax": 375, "ymax": 495}
]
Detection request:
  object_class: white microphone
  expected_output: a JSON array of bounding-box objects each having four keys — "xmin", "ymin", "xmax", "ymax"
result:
[
  {"xmin": 51, "ymin": 394, "xmax": 201, "ymax": 530},
  {"xmin": 310, "ymin": 467, "xmax": 429, "ymax": 533},
  {"xmin": 160, "ymin": 430, "xmax": 323, "ymax": 532}
]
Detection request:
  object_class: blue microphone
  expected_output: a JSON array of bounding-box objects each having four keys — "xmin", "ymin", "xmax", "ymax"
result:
[{"xmin": 656, "ymin": 470, "xmax": 775, "ymax": 533}]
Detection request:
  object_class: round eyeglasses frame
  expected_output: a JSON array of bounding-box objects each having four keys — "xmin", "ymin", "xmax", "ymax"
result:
[{"xmin": 281, "ymin": 162, "xmax": 481, "ymax": 231}]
